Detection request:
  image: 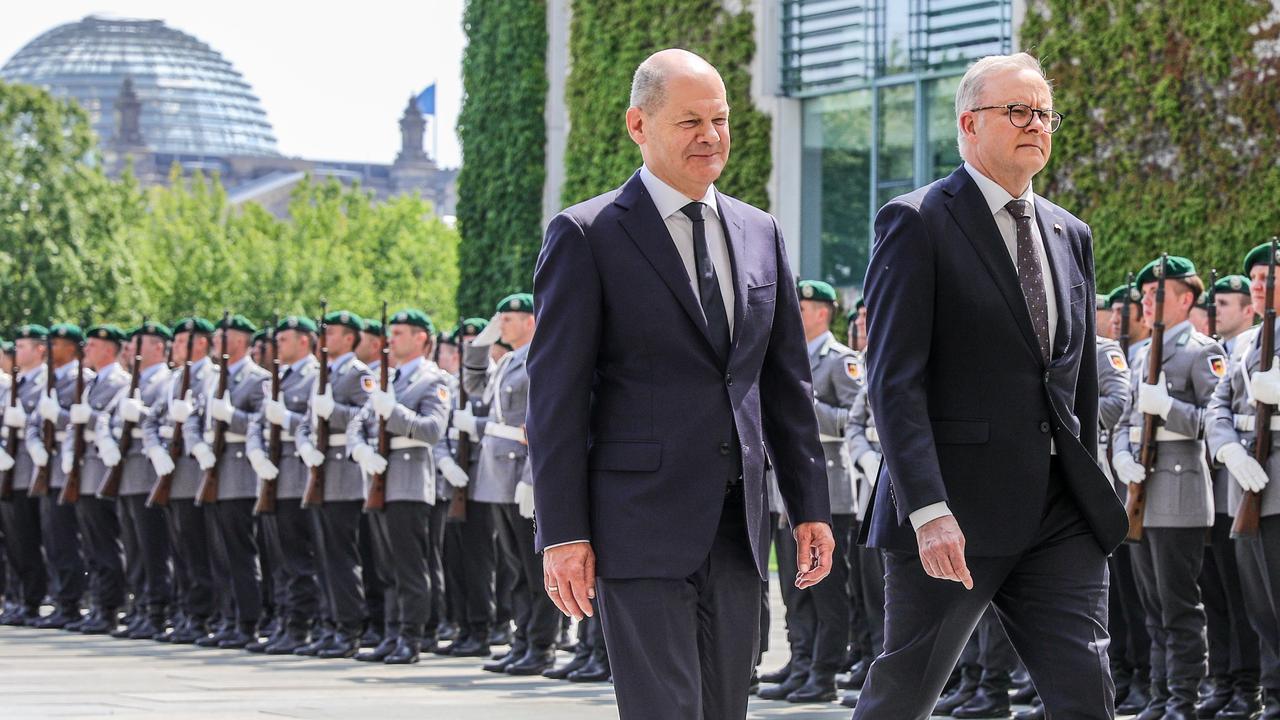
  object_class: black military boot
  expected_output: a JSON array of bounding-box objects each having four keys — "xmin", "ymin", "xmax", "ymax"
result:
[
  {"xmin": 1197, "ymin": 675, "xmax": 1236, "ymax": 719},
  {"xmin": 359, "ymin": 625, "xmax": 382, "ymax": 648},
  {"xmin": 934, "ymin": 665, "xmax": 981, "ymax": 716},
  {"xmin": 1262, "ymin": 689, "xmax": 1280, "ymax": 720},
  {"xmin": 952, "ymin": 670, "xmax": 1013, "ymax": 719},
  {"xmin": 1137, "ymin": 680, "xmax": 1172, "ymax": 720},
  {"xmin": 506, "ymin": 645, "xmax": 556, "ymax": 676},
  {"xmin": 79, "ymin": 608, "xmax": 120, "ymax": 635},
  {"xmin": 63, "ymin": 608, "xmax": 94, "ymax": 632},
  {"xmin": 1013, "ymin": 699, "xmax": 1045, "ymax": 720},
  {"xmin": 111, "ymin": 612, "xmax": 143, "ymax": 639},
  {"xmin": 840, "ymin": 658, "xmax": 871, "ymax": 690},
  {"xmin": 244, "ymin": 624, "xmax": 281, "ymax": 653},
  {"xmin": 128, "ymin": 616, "xmax": 164, "ymax": 640},
  {"xmin": 841, "ymin": 691, "xmax": 858, "ymax": 709},
  {"xmin": 489, "ymin": 623, "xmax": 513, "ymax": 647},
  {"xmin": 568, "ymin": 651, "xmax": 611, "ymax": 683},
  {"xmin": 484, "ymin": 640, "xmax": 527, "ymax": 673},
  {"xmin": 356, "ymin": 634, "xmax": 400, "ymax": 662},
  {"xmin": 316, "ymin": 629, "xmax": 361, "ymax": 659},
  {"xmin": 1121, "ymin": 677, "xmax": 1155, "ymax": 715},
  {"xmin": 218, "ymin": 623, "xmax": 258, "ymax": 649},
  {"xmin": 384, "ymin": 633, "xmax": 422, "ymax": 665},
  {"xmin": 760, "ymin": 660, "xmax": 794, "ymax": 685},
  {"xmin": 294, "ymin": 629, "xmax": 335, "ymax": 657},
  {"xmin": 447, "ymin": 629, "xmax": 491, "ymax": 658},
  {"xmin": 168, "ymin": 617, "xmax": 209, "ymax": 644},
  {"xmin": 1216, "ymin": 685, "xmax": 1263, "ymax": 719},
  {"xmin": 1, "ymin": 605, "xmax": 36, "ymax": 626},
  {"xmin": 759, "ymin": 669, "xmax": 809, "ymax": 701},
  {"xmin": 787, "ymin": 671, "xmax": 839, "ymax": 704},
  {"xmin": 543, "ymin": 640, "xmax": 592, "ymax": 680},
  {"xmin": 264, "ymin": 628, "xmax": 310, "ymax": 655},
  {"xmin": 196, "ymin": 619, "xmax": 235, "ymax": 648}
]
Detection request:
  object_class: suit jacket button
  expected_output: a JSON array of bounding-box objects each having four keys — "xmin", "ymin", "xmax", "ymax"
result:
[
  {"xmin": 1039, "ymin": 421, "xmax": 1050, "ymax": 433},
  {"xmin": 719, "ymin": 442, "xmax": 730, "ymax": 455},
  {"xmin": 726, "ymin": 373, "xmax": 733, "ymax": 386},
  {"xmin": 1043, "ymin": 372, "xmax": 1050, "ymax": 383}
]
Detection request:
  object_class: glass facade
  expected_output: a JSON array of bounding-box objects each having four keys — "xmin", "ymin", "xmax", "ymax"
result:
[{"xmin": 785, "ymin": 0, "xmax": 1012, "ymax": 290}]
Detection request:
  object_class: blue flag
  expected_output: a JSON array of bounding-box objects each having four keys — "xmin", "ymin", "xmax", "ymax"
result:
[{"xmin": 416, "ymin": 84, "xmax": 436, "ymax": 116}]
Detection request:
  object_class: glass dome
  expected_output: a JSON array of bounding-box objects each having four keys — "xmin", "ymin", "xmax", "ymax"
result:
[{"xmin": 1, "ymin": 15, "xmax": 279, "ymax": 157}]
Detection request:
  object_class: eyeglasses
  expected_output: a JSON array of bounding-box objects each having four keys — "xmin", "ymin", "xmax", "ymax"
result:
[{"xmin": 968, "ymin": 103, "xmax": 1063, "ymax": 133}]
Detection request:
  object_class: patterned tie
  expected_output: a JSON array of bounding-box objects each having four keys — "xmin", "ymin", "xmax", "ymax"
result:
[
  {"xmin": 679, "ymin": 201, "xmax": 731, "ymax": 362},
  {"xmin": 1005, "ymin": 199, "xmax": 1051, "ymax": 363}
]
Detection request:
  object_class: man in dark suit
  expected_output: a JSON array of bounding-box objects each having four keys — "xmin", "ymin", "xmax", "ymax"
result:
[
  {"xmin": 527, "ymin": 48, "xmax": 836, "ymax": 720},
  {"xmin": 853, "ymin": 53, "xmax": 1129, "ymax": 719}
]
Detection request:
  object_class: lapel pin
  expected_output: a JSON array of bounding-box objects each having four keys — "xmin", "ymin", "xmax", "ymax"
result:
[{"xmin": 1053, "ymin": 223, "xmax": 1062, "ymax": 234}]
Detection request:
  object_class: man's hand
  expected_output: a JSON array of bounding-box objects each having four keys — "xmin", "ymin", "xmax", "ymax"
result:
[
  {"xmin": 916, "ymin": 515, "xmax": 973, "ymax": 589},
  {"xmin": 543, "ymin": 542, "xmax": 596, "ymax": 621},
  {"xmin": 794, "ymin": 521, "xmax": 835, "ymax": 590}
]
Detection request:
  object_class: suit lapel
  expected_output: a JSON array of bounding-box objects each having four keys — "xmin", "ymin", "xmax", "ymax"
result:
[
  {"xmin": 1036, "ymin": 199, "xmax": 1074, "ymax": 361},
  {"xmin": 716, "ymin": 189, "xmax": 749, "ymax": 352}
]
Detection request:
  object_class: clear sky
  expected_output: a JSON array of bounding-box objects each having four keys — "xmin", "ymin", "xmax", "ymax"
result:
[{"xmin": 0, "ymin": 1, "xmax": 466, "ymax": 168}]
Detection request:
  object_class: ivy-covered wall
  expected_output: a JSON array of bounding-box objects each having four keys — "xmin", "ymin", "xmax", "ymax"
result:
[
  {"xmin": 455, "ymin": 0, "xmax": 548, "ymax": 318},
  {"xmin": 560, "ymin": 0, "xmax": 772, "ymax": 209},
  {"xmin": 1022, "ymin": 0, "xmax": 1280, "ymax": 289}
]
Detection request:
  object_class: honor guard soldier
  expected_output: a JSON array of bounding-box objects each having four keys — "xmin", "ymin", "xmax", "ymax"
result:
[
  {"xmin": 1112, "ymin": 255, "xmax": 1225, "ymax": 717},
  {"xmin": 347, "ymin": 308, "xmax": 451, "ymax": 665},
  {"xmin": 1109, "ymin": 282, "xmax": 1152, "ymax": 365}
]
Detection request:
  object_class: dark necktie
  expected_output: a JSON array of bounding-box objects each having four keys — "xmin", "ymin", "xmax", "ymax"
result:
[
  {"xmin": 1005, "ymin": 199, "xmax": 1051, "ymax": 363},
  {"xmin": 679, "ymin": 202, "xmax": 731, "ymax": 361}
]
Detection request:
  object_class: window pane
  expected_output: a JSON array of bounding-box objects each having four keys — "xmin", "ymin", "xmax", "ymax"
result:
[
  {"xmin": 928, "ymin": 75, "xmax": 962, "ymax": 177},
  {"xmin": 803, "ymin": 89, "xmax": 873, "ymax": 289}
]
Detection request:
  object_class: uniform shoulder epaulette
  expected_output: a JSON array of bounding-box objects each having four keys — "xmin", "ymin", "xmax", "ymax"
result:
[{"xmin": 826, "ymin": 339, "xmax": 857, "ymax": 357}]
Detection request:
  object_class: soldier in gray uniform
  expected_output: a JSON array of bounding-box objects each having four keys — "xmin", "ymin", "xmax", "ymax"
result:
[
  {"xmin": 355, "ymin": 318, "xmax": 387, "ymax": 645},
  {"xmin": 0, "ymin": 324, "xmax": 51, "ymax": 626},
  {"xmin": 246, "ymin": 315, "xmax": 321, "ymax": 655},
  {"xmin": 25, "ymin": 322, "xmax": 91, "ymax": 629},
  {"xmin": 457, "ymin": 293, "xmax": 559, "ymax": 676},
  {"xmin": 295, "ymin": 310, "xmax": 372, "ymax": 659},
  {"xmin": 189, "ymin": 314, "xmax": 271, "ymax": 649},
  {"xmin": 844, "ymin": 372, "xmax": 882, "ymax": 709},
  {"xmin": 1112, "ymin": 255, "xmax": 1225, "ymax": 717},
  {"xmin": 1206, "ymin": 242, "xmax": 1280, "ymax": 719},
  {"xmin": 347, "ymin": 308, "xmax": 451, "ymax": 665}
]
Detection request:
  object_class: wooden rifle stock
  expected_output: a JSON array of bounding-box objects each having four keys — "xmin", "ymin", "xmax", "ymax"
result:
[
  {"xmin": 57, "ymin": 344, "xmax": 87, "ymax": 505},
  {"xmin": 1126, "ymin": 255, "xmax": 1168, "ymax": 542},
  {"xmin": 196, "ymin": 312, "xmax": 231, "ymax": 505},
  {"xmin": 254, "ymin": 318, "xmax": 281, "ymax": 515},
  {"xmin": 147, "ymin": 321, "xmax": 198, "ymax": 508},
  {"xmin": 1234, "ymin": 239, "xmax": 1278, "ymax": 537},
  {"xmin": 447, "ymin": 339, "xmax": 472, "ymax": 521},
  {"xmin": 0, "ymin": 359, "xmax": 22, "ymax": 501},
  {"xmin": 302, "ymin": 301, "xmax": 329, "ymax": 509},
  {"xmin": 365, "ymin": 302, "xmax": 389, "ymax": 513},
  {"xmin": 30, "ymin": 333, "xmax": 56, "ymax": 497},
  {"xmin": 99, "ymin": 324, "xmax": 146, "ymax": 499}
]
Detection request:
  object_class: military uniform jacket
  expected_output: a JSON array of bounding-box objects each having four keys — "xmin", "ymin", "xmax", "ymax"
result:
[
  {"xmin": 7, "ymin": 367, "xmax": 48, "ymax": 492},
  {"xmin": 1096, "ymin": 336, "xmax": 1131, "ymax": 484},
  {"xmin": 1114, "ymin": 320, "xmax": 1224, "ymax": 528},
  {"xmin": 463, "ymin": 342, "xmax": 530, "ymax": 505},
  {"xmin": 247, "ymin": 356, "xmax": 319, "ymax": 500},
  {"xmin": 140, "ymin": 359, "xmax": 211, "ymax": 500},
  {"xmin": 810, "ymin": 333, "xmax": 861, "ymax": 515},
  {"xmin": 430, "ymin": 371, "xmax": 462, "ymax": 502},
  {"xmin": 346, "ymin": 357, "xmax": 451, "ymax": 504},
  {"xmin": 1206, "ymin": 320, "xmax": 1280, "ymax": 518},
  {"xmin": 295, "ymin": 352, "xmax": 371, "ymax": 503},
  {"xmin": 188, "ymin": 357, "xmax": 270, "ymax": 501},
  {"xmin": 847, "ymin": 382, "xmax": 880, "ymax": 520},
  {"xmin": 434, "ymin": 376, "xmax": 487, "ymax": 500},
  {"xmin": 102, "ymin": 363, "xmax": 173, "ymax": 497},
  {"xmin": 24, "ymin": 361, "xmax": 95, "ymax": 490},
  {"xmin": 71, "ymin": 363, "xmax": 132, "ymax": 496}
]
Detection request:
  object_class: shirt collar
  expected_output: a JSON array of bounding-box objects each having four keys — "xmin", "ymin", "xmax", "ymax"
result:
[
  {"xmin": 190, "ymin": 356, "xmax": 211, "ymax": 374},
  {"xmin": 140, "ymin": 362, "xmax": 165, "ymax": 384},
  {"xmin": 96, "ymin": 362, "xmax": 120, "ymax": 381},
  {"xmin": 330, "ymin": 351, "xmax": 354, "ymax": 372},
  {"xmin": 55, "ymin": 360, "xmax": 78, "ymax": 381},
  {"xmin": 807, "ymin": 331, "xmax": 833, "ymax": 358},
  {"xmin": 225, "ymin": 357, "xmax": 247, "ymax": 376},
  {"xmin": 396, "ymin": 356, "xmax": 423, "ymax": 378},
  {"xmin": 639, "ymin": 165, "xmax": 720, "ymax": 224},
  {"xmin": 964, "ymin": 162, "xmax": 1035, "ymax": 220},
  {"xmin": 287, "ymin": 356, "xmax": 311, "ymax": 375}
]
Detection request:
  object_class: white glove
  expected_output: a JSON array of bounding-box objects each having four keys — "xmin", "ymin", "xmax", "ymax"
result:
[
  {"xmin": 191, "ymin": 442, "xmax": 217, "ymax": 471},
  {"xmin": 1219, "ymin": 442, "xmax": 1270, "ymax": 494},
  {"xmin": 311, "ymin": 386, "xmax": 335, "ymax": 420},
  {"xmin": 120, "ymin": 390, "xmax": 146, "ymax": 423},
  {"xmin": 147, "ymin": 446, "xmax": 174, "ymax": 477},
  {"xmin": 169, "ymin": 391, "xmax": 194, "ymax": 423},
  {"xmin": 298, "ymin": 443, "xmax": 326, "ymax": 468},
  {"xmin": 208, "ymin": 392, "xmax": 235, "ymax": 424},
  {"xmin": 27, "ymin": 442, "xmax": 48, "ymax": 467},
  {"xmin": 1252, "ymin": 359, "xmax": 1280, "ymax": 405},
  {"xmin": 1138, "ymin": 372, "xmax": 1174, "ymax": 418},
  {"xmin": 439, "ymin": 457, "xmax": 469, "ymax": 488},
  {"xmin": 1112, "ymin": 451, "xmax": 1146, "ymax": 485},
  {"xmin": 60, "ymin": 447, "xmax": 74, "ymax": 476},
  {"xmin": 0, "ymin": 447, "xmax": 14, "ymax": 472},
  {"xmin": 371, "ymin": 386, "xmax": 397, "ymax": 420},
  {"xmin": 247, "ymin": 448, "xmax": 279, "ymax": 480},
  {"xmin": 452, "ymin": 407, "xmax": 477, "ymax": 438},
  {"xmin": 352, "ymin": 443, "xmax": 387, "ymax": 476},
  {"xmin": 69, "ymin": 402, "xmax": 92, "ymax": 425},
  {"xmin": 470, "ymin": 314, "xmax": 503, "ymax": 347},
  {"xmin": 264, "ymin": 398, "xmax": 289, "ymax": 427},
  {"xmin": 858, "ymin": 450, "xmax": 882, "ymax": 487},
  {"xmin": 37, "ymin": 395, "xmax": 61, "ymax": 423},
  {"xmin": 4, "ymin": 404, "xmax": 27, "ymax": 428},
  {"xmin": 97, "ymin": 437, "xmax": 122, "ymax": 468},
  {"xmin": 515, "ymin": 480, "xmax": 535, "ymax": 519}
]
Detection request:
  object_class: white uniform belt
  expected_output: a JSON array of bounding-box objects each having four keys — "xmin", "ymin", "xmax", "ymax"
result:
[
  {"xmin": 130, "ymin": 426, "xmax": 173, "ymax": 440},
  {"xmin": 818, "ymin": 434, "xmax": 843, "ymax": 443},
  {"xmin": 484, "ymin": 423, "xmax": 526, "ymax": 443},
  {"xmin": 1128, "ymin": 427, "xmax": 1196, "ymax": 443},
  {"xmin": 203, "ymin": 430, "xmax": 248, "ymax": 444},
  {"xmin": 1234, "ymin": 414, "xmax": 1280, "ymax": 432},
  {"xmin": 389, "ymin": 436, "xmax": 430, "ymax": 450},
  {"xmin": 866, "ymin": 427, "xmax": 879, "ymax": 444},
  {"xmin": 83, "ymin": 430, "xmax": 96, "ymax": 442},
  {"xmin": 328, "ymin": 433, "xmax": 347, "ymax": 446}
]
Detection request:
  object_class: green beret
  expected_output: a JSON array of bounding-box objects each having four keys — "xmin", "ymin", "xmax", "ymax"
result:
[
  {"xmin": 276, "ymin": 315, "xmax": 319, "ymax": 335},
  {"xmin": 1106, "ymin": 284, "xmax": 1141, "ymax": 307},
  {"xmin": 496, "ymin": 293, "xmax": 534, "ymax": 315},
  {"xmin": 220, "ymin": 314, "xmax": 256, "ymax": 335},
  {"xmin": 362, "ymin": 320, "xmax": 384, "ymax": 337},
  {"xmin": 14, "ymin": 324, "xmax": 49, "ymax": 341},
  {"xmin": 458, "ymin": 317, "xmax": 488, "ymax": 337},
  {"xmin": 1213, "ymin": 274, "xmax": 1251, "ymax": 295},
  {"xmin": 172, "ymin": 317, "xmax": 216, "ymax": 335},
  {"xmin": 86, "ymin": 324, "xmax": 127, "ymax": 344},
  {"xmin": 389, "ymin": 308, "xmax": 436, "ymax": 334},
  {"xmin": 797, "ymin": 280, "xmax": 837, "ymax": 303},
  {"xmin": 132, "ymin": 321, "xmax": 173, "ymax": 341},
  {"xmin": 323, "ymin": 310, "xmax": 364, "ymax": 334},
  {"xmin": 1136, "ymin": 256, "xmax": 1196, "ymax": 286},
  {"xmin": 49, "ymin": 323, "xmax": 84, "ymax": 343},
  {"xmin": 1196, "ymin": 291, "xmax": 1211, "ymax": 309},
  {"xmin": 251, "ymin": 329, "xmax": 268, "ymax": 344},
  {"xmin": 1244, "ymin": 242, "xmax": 1280, "ymax": 275},
  {"xmin": 0, "ymin": 341, "xmax": 13, "ymax": 354}
]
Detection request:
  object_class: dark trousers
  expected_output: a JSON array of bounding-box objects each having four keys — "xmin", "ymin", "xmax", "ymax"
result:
[
  {"xmin": 274, "ymin": 501, "xmax": 320, "ymax": 631},
  {"xmin": 426, "ymin": 499, "xmax": 449, "ymax": 633},
  {"xmin": 495, "ymin": 502, "xmax": 559, "ymax": 650},
  {"xmin": 39, "ymin": 493, "xmax": 85, "ymax": 607},
  {"xmin": 460, "ymin": 498, "xmax": 497, "ymax": 634},
  {"xmin": 1201, "ymin": 513, "xmax": 1260, "ymax": 684},
  {"xmin": 118, "ymin": 499, "xmax": 143, "ymax": 608},
  {"xmin": 1108, "ymin": 542, "xmax": 1152, "ymax": 677},
  {"xmin": 358, "ymin": 511, "xmax": 384, "ymax": 631},
  {"xmin": 308, "ymin": 506, "xmax": 332, "ymax": 629},
  {"xmin": 444, "ymin": 517, "xmax": 468, "ymax": 627},
  {"xmin": 256, "ymin": 513, "xmax": 284, "ymax": 623},
  {"xmin": 1131, "ymin": 526, "xmax": 1209, "ymax": 685},
  {"xmin": 317, "ymin": 500, "xmax": 365, "ymax": 632},
  {"xmin": 854, "ymin": 467, "xmax": 1114, "ymax": 720},
  {"xmin": 807, "ymin": 513, "xmax": 853, "ymax": 676},
  {"xmin": 773, "ymin": 515, "xmax": 813, "ymax": 678},
  {"xmin": 212, "ymin": 498, "xmax": 262, "ymax": 629},
  {"xmin": 858, "ymin": 542, "xmax": 887, "ymax": 659},
  {"xmin": 1235, "ymin": 515, "xmax": 1280, "ymax": 691},
  {"xmin": 166, "ymin": 499, "xmax": 214, "ymax": 620},
  {"xmin": 368, "ymin": 501, "xmax": 431, "ymax": 634},
  {"xmin": 0, "ymin": 490, "xmax": 47, "ymax": 609},
  {"xmin": 119, "ymin": 494, "xmax": 172, "ymax": 618},
  {"xmin": 74, "ymin": 496, "xmax": 125, "ymax": 610},
  {"xmin": 205, "ymin": 503, "xmax": 234, "ymax": 622},
  {"xmin": 597, "ymin": 483, "xmax": 762, "ymax": 720}
]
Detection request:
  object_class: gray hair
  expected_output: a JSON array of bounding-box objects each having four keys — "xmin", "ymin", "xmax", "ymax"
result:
[
  {"xmin": 630, "ymin": 60, "xmax": 667, "ymax": 112},
  {"xmin": 955, "ymin": 53, "xmax": 1051, "ymax": 154}
]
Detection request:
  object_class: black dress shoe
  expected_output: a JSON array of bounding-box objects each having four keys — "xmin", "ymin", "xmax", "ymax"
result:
[
  {"xmin": 437, "ymin": 623, "xmax": 458, "ymax": 642},
  {"xmin": 33, "ymin": 608, "xmax": 79, "ymax": 629},
  {"xmin": 356, "ymin": 636, "xmax": 399, "ymax": 662},
  {"xmin": 841, "ymin": 691, "xmax": 858, "ymax": 708},
  {"xmin": 1, "ymin": 607, "xmax": 35, "ymax": 626},
  {"xmin": 264, "ymin": 632, "xmax": 310, "ymax": 655},
  {"xmin": 196, "ymin": 626, "xmax": 234, "ymax": 648},
  {"xmin": 246, "ymin": 628, "xmax": 283, "ymax": 653},
  {"xmin": 484, "ymin": 645, "xmax": 525, "ymax": 673},
  {"xmin": 447, "ymin": 636, "xmax": 491, "ymax": 657},
  {"xmin": 111, "ymin": 615, "xmax": 142, "ymax": 639},
  {"xmin": 1013, "ymin": 701, "xmax": 1045, "ymax": 720},
  {"xmin": 218, "ymin": 629, "xmax": 256, "ymax": 649},
  {"xmin": 384, "ymin": 636, "xmax": 421, "ymax": 665},
  {"xmin": 128, "ymin": 618, "xmax": 164, "ymax": 640},
  {"xmin": 1120, "ymin": 684, "xmax": 1154, "ymax": 715},
  {"xmin": 79, "ymin": 610, "xmax": 121, "ymax": 635},
  {"xmin": 168, "ymin": 620, "xmax": 209, "ymax": 645},
  {"xmin": 359, "ymin": 627, "xmax": 383, "ymax": 648},
  {"xmin": 760, "ymin": 662, "xmax": 793, "ymax": 684},
  {"xmin": 934, "ymin": 674, "xmax": 980, "ymax": 716},
  {"xmin": 294, "ymin": 632, "xmax": 336, "ymax": 657},
  {"xmin": 64, "ymin": 610, "xmax": 94, "ymax": 632},
  {"xmin": 759, "ymin": 673, "xmax": 808, "ymax": 701},
  {"xmin": 840, "ymin": 660, "xmax": 869, "ymax": 689},
  {"xmin": 316, "ymin": 633, "xmax": 361, "ymax": 659},
  {"xmin": 489, "ymin": 626, "xmax": 513, "ymax": 646},
  {"xmin": 1011, "ymin": 682, "xmax": 1038, "ymax": 705},
  {"xmin": 951, "ymin": 690, "xmax": 1012, "ymax": 719},
  {"xmin": 787, "ymin": 676, "xmax": 838, "ymax": 704},
  {"xmin": 1216, "ymin": 687, "xmax": 1263, "ymax": 719},
  {"xmin": 506, "ymin": 647, "xmax": 556, "ymax": 676},
  {"xmin": 567, "ymin": 656, "xmax": 611, "ymax": 683},
  {"xmin": 1261, "ymin": 689, "xmax": 1280, "ymax": 720}
]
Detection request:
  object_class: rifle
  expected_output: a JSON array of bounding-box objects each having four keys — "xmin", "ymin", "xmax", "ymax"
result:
[
  {"xmin": 57, "ymin": 342, "xmax": 88, "ymax": 505},
  {"xmin": 1126, "ymin": 255, "xmax": 1168, "ymax": 542},
  {"xmin": 447, "ymin": 338, "xmax": 472, "ymax": 521},
  {"xmin": 302, "ymin": 300, "xmax": 329, "ymax": 508},
  {"xmin": 30, "ymin": 330, "xmax": 57, "ymax": 497},
  {"xmin": 147, "ymin": 321, "xmax": 197, "ymax": 508},
  {"xmin": 98, "ymin": 322, "xmax": 147, "ymax": 499},
  {"xmin": 1119, "ymin": 272, "xmax": 1134, "ymax": 357},
  {"xmin": 1233, "ymin": 238, "xmax": 1279, "ymax": 538},
  {"xmin": 195, "ymin": 312, "xmax": 231, "ymax": 505},
  {"xmin": 1207, "ymin": 269, "xmax": 1219, "ymax": 343},
  {"xmin": 365, "ymin": 302, "xmax": 389, "ymax": 512},
  {"xmin": 254, "ymin": 316, "xmax": 281, "ymax": 515}
]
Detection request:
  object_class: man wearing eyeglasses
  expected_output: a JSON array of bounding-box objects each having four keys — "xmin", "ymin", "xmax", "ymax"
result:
[{"xmin": 853, "ymin": 53, "xmax": 1127, "ymax": 719}]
